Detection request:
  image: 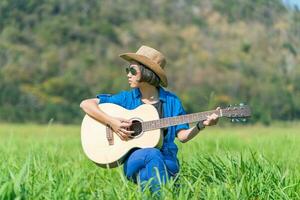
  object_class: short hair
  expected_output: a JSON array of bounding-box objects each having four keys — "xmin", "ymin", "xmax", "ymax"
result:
[{"xmin": 138, "ymin": 64, "xmax": 160, "ymax": 87}]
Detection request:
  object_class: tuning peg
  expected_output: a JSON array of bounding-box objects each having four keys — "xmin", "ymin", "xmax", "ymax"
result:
[{"xmin": 239, "ymin": 103, "xmax": 245, "ymax": 106}]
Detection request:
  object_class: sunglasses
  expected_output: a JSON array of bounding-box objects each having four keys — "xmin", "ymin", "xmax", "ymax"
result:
[{"xmin": 125, "ymin": 67, "xmax": 138, "ymax": 75}]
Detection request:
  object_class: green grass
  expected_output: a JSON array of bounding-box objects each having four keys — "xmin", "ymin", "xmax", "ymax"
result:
[{"xmin": 0, "ymin": 122, "xmax": 299, "ymax": 199}]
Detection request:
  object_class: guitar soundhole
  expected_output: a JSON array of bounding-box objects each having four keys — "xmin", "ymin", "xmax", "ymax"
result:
[{"xmin": 130, "ymin": 120, "xmax": 143, "ymax": 137}]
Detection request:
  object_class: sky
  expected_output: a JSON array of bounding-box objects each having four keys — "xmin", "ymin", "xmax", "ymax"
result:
[{"xmin": 282, "ymin": 0, "xmax": 300, "ymax": 10}]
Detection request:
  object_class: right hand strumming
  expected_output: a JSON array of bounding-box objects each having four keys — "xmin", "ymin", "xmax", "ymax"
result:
[{"xmin": 109, "ymin": 117, "xmax": 134, "ymax": 141}]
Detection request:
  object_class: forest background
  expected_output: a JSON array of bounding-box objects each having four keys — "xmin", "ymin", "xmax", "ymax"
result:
[{"xmin": 0, "ymin": 0, "xmax": 299, "ymax": 125}]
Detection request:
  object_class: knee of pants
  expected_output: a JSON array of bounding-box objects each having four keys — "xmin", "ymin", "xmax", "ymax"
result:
[
  {"xmin": 123, "ymin": 148, "xmax": 163, "ymax": 177},
  {"xmin": 144, "ymin": 148, "xmax": 163, "ymax": 161}
]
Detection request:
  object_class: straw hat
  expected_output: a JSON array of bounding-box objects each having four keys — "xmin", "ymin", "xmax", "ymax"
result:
[{"xmin": 119, "ymin": 45, "xmax": 168, "ymax": 87}]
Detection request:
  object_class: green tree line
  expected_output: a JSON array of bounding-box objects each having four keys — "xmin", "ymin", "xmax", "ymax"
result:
[{"xmin": 0, "ymin": 0, "xmax": 299, "ymax": 124}]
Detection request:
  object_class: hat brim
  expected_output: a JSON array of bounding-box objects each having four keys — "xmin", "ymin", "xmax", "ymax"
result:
[{"xmin": 119, "ymin": 53, "xmax": 168, "ymax": 87}]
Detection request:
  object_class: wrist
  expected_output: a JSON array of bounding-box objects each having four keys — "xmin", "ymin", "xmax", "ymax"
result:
[{"xmin": 196, "ymin": 121, "xmax": 205, "ymax": 131}]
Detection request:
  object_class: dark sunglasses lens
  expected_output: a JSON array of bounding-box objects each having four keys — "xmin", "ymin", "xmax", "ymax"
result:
[
  {"xmin": 130, "ymin": 68, "xmax": 137, "ymax": 75},
  {"xmin": 126, "ymin": 67, "xmax": 137, "ymax": 75}
]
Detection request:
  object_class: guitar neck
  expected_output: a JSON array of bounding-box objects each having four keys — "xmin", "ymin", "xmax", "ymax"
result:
[{"xmin": 142, "ymin": 110, "xmax": 221, "ymax": 131}]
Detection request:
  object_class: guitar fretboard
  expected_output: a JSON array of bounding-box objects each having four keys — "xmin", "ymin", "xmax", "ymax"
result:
[{"xmin": 142, "ymin": 110, "xmax": 220, "ymax": 131}]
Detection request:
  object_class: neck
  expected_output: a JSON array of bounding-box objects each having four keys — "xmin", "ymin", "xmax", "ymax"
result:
[{"xmin": 139, "ymin": 84, "xmax": 159, "ymax": 101}]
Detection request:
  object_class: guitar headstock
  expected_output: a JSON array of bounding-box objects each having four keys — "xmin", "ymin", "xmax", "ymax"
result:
[{"xmin": 221, "ymin": 103, "xmax": 251, "ymax": 123}]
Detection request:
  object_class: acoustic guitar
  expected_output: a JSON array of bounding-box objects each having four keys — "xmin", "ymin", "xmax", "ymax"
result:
[{"xmin": 81, "ymin": 103, "xmax": 251, "ymax": 168}]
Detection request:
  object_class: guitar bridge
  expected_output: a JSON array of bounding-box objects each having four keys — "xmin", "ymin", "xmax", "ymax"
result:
[{"xmin": 106, "ymin": 124, "xmax": 114, "ymax": 145}]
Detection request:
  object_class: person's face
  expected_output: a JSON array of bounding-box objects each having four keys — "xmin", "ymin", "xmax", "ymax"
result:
[{"xmin": 126, "ymin": 61, "xmax": 141, "ymax": 88}]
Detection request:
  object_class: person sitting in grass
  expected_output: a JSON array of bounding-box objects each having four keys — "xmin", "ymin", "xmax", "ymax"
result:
[{"xmin": 80, "ymin": 45, "xmax": 219, "ymax": 194}]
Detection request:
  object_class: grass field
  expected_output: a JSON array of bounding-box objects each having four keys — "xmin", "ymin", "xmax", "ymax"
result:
[{"xmin": 0, "ymin": 122, "xmax": 299, "ymax": 199}]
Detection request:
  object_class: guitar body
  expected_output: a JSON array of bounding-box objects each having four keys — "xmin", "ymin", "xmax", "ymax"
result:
[
  {"xmin": 81, "ymin": 103, "xmax": 163, "ymax": 168},
  {"xmin": 81, "ymin": 102, "xmax": 251, "ymax": 168}
]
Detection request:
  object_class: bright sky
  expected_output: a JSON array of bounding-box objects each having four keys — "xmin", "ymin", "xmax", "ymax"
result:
[{"xmin": 282, "ymin": 0, "xmax": 300, "ymax": 10}]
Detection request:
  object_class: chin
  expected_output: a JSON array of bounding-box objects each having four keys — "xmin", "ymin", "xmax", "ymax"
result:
[{"xmin": 129, "ymin": 83, "xmax": 138, "ymax": 88}]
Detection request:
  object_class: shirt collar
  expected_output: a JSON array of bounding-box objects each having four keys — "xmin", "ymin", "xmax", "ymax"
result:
[{"xmin": 133, "ymin": 86, "xmax": 166, "ymax": 102}]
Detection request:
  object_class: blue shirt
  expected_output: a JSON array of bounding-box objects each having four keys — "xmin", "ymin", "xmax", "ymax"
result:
[{"xmin": 96, "ymin": 86, "xmax": 189, "ymax": 159}]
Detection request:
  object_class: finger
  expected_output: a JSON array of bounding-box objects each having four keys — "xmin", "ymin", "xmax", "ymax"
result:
[
  {"xmin": 120, "ymin": 128, "xmax": 134, "ymax": 135},
  {"xmin": 212, "ymin": 114, "xmax": 218, "ymax": 120},
  {"xmin": 121, "ymin": 120, "xmax": 132, "ymax": 126},
  {"xmin": 121, "ymin": 119, "xmax": 132, "ymax": 124},
  {"xmin": 203, "ymin": 120, "xmax": 209, "ymax": 126},
  {"xmin": 119, "ymin": 127, "xmax": 134, "ymax": 134},
  {"xmin": 214, "ymin": 113, "xmax": 219, "ymax": 120},
  {"xmin": 121, "ymin": 122, "xmax": 132, "ymax": 128},
  {"xmin": 206, "ymin": 117, "xmax": 214, "ymax": 126},
  {"xmin": 116, "ymin": 130, "xmax": 128, "ymax": 140},
  {"xmin": 206, "ymin": 115, "xmax": 212, "ymax": 121},
  {"xmin": 216, "ymin": 107, "xmax": 221, "ymax": 110},
  {"xmin": 118, "ymin": 132, "xmax": 126, "ymax": 141}
]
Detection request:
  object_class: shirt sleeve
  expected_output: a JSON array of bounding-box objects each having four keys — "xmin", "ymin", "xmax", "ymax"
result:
[
  {"xmin": 96, "ymin": 91, "xmax": 127, "ymax": 107},
  {"xmin": 174, "ymin": 98, "xmax": 190, "ymax": 136}
]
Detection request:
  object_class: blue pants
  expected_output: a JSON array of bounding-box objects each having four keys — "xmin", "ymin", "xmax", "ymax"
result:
[{"xmin": 123, "ymin": 148, "xmax": 179, "ymax": 193}]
